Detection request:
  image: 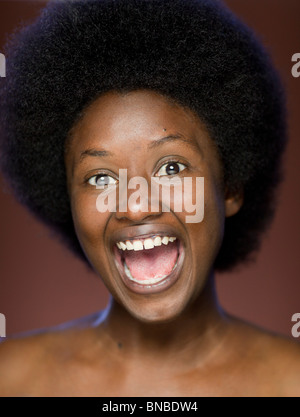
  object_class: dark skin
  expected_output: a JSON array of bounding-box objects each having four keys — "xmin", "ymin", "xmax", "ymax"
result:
[{"xmin": 0, "ymin": 90, "xmax": 300, "ymax": 397}]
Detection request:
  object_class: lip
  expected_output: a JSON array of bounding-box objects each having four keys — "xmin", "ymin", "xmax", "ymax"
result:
[
  {"xmin": 110, "ymin": 224, "xmax": 183, "ymax": 247},
  {"xmin": 109, "ymin": 224, "xmax": 186, "ymax": 295}
]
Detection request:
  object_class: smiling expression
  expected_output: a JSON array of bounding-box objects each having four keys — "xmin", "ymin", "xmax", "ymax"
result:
[{"xmin": 65, "ymin": 89, "xmax": 241, "ymax": 323}]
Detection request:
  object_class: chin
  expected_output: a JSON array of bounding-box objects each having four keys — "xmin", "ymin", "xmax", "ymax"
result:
[
  {"xmin": 115, "ymin": 285, "xmax": 196, "ymax": 325},
  {"xmin": 125, "ymin": 305, "xmax": 187, "ymax": 325}
]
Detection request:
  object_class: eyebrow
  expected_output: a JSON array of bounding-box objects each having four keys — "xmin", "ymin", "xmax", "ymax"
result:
[
  {"xmin": 78, "ymin": 133, "xmax": 200, "ymax": 163},
  {"xmin": 147, "ymin": 133, "xmax": 199, "ymax": 150},
  {"xmin": 79, "ymin": 149, "xmax": 113, "ymax": 162}
]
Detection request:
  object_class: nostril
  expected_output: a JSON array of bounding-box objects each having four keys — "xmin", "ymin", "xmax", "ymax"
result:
[{"xmin": 115, "ymin": 208, "xmax": 162, "ymax": 222}]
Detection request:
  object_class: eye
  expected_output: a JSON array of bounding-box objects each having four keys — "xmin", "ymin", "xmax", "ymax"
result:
[
  {"xmin": 156, "ymin": 161, "xmax": 187, "ymax": 177},
  {"xmin": 88, "ymin": 174, "xmax": 117, "ymax": 188}
]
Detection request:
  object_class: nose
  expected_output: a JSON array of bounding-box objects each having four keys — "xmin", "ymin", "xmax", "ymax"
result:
[{"xmin": 115, "ymin": 174, "xmax": 162, "ymax": 222}]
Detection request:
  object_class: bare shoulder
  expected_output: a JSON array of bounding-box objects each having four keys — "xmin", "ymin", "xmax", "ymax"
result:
[
  {"xmin": 228, "ymin": 316, "xmax": 300, "ymax": 397},
  {"xmin": 0, "ymin": 332, "xmax": 50, "ymax": 396},
  {"xmin": 261, "ymin": 331, "xmax": 300, "ymax": 397},
  {"xmin": 0, "ymin": 311, "xmax": 105, "ymax": 396}
]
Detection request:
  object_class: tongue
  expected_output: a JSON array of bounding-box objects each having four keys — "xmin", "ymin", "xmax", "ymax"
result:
[{"xmin": 123, "ymin": 241, "xmax": 178, "ymax": 281}]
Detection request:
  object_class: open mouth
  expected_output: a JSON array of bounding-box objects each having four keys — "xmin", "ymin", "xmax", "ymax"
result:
[{"xmin": 112, "ymin": 233, "xmax": 185, "ymax": 294}]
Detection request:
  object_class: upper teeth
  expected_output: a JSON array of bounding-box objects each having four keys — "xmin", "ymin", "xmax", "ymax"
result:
[{"xmin": 116, "ymin": 236, "xmax": 177, "ymax": 251}]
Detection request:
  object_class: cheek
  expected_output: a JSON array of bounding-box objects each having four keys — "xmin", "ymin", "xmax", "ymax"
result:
[
  {"xmin": 71, "ymin": 191, "xmax": 107, "ymax": 250},
  {"xmin": 200, "ymin": 180, "xmax": 225, "ymax": 259},
  {"xmin": 183, "ymin": 176, "xmax": 225, "ymax": 271},
  {"xmin": 170, "ymin": 175, "xmax": 224, "ymax": 233}
]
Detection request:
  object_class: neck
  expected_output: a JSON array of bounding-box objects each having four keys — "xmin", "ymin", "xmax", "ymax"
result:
[{"xmin": 97, "ymin": 274, "xmax": 231, "ymax": 369}]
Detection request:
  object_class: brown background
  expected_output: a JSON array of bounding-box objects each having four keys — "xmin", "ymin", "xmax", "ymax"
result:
[{"xmin": 0, "ymin": 0, "xmax": 299, "ymax": 338}]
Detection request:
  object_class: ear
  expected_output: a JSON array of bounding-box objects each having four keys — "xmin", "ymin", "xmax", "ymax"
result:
[{"xmin": 224, "ymin": 188, "xmax": 244, "ymax": 218}]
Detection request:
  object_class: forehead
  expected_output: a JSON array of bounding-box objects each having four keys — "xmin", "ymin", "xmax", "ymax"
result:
[
  {"xmin": 66, "ymin": 89, "xmax": 223, "ymax": 182},
  {"xmin": 69, "ymin": 89, "xmax": 207, "ymax": 148},
  {"xmin": 65, "ymin": 89, "xmax": 224, "ymax": 189}
]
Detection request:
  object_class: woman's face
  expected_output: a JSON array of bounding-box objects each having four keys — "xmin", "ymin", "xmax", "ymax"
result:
[{"xmin": 65, "ymin": 90, "xmax": 241, "ymax": 323}]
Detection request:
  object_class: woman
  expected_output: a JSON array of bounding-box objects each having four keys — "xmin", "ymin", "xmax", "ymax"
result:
[{"xmin": 0, "ymin": 0, "xmax": 299, "ymax": 396}]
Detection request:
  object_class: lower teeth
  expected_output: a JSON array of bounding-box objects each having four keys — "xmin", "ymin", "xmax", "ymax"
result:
[{"xmin": 124, "ymin": 261, "xmax": 177, "ymax": 285}]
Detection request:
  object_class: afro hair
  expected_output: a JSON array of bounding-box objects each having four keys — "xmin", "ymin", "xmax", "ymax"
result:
[{"xmin": 0, "ymin": 0, "xmax": 287, "ymax": 271}]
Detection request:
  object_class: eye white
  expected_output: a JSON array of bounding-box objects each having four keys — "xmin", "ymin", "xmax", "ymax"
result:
[
  {"xmin": 156, "ymin": 161, "xmax": 187, "ymax": 177},
  {"xmin": 88, "ymin": 174, "xmax": 117, "ymax": 188}
]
